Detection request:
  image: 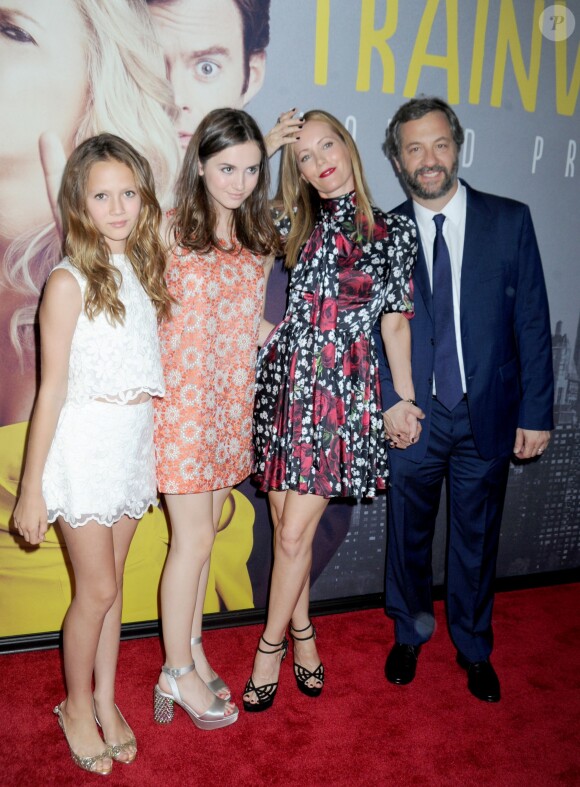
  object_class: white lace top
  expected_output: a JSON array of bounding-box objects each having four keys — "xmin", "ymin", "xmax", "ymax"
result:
[{"xmin": 52, "ymin": 255, "xmax": 165, "ymax": 404}]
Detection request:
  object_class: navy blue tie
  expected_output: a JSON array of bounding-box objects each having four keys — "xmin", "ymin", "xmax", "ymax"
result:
[{"xmin": 432, "ymin": 214, "xmax": 463, "ymax": 410}]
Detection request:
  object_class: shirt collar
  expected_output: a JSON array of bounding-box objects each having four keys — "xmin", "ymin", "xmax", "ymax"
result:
[{"xmin": 412, "ymin": 180, "xmax": 466, "ymax": 235}]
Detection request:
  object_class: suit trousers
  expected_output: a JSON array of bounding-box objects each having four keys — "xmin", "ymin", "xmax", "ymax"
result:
[{"xmin": 385, "ymin": 398, "xmax": 510, "ymax": 662}]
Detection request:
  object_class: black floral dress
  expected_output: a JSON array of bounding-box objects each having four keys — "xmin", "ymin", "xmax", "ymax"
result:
[{"xmin": 253, "ymin": 191, "xmax": 417, "ymax": 499}]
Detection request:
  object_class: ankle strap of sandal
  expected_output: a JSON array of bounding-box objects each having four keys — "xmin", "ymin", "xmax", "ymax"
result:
[
  {"xmin": 163, "ymin": 663, "xmax": 195, "ymax": 679},
  {"xmin": 258, "ymin": 635, "xmax": 288, "ymax": 655},
  {"xmin": 290, "ymin": 622, "xmax": 316, "ymax": 641},
  {"xmin": 162, "ymin": 663, "xmax": 195, "ymax": 702},
  {"xmin": 190, "ymin": 636, "xmax": 202, "ymax": 646}
]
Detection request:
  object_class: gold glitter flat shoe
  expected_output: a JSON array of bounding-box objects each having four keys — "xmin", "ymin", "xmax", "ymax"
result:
[
  {"xmin": 53, "ymin": 703, "xmax": 113, "ymax": 776},
  {"xmin": 93, "ymin": 702, "xmax": 137, "ymax": 765}
]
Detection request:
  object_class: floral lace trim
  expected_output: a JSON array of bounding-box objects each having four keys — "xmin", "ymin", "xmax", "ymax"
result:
[{"xmin": 48, "ymin": 498, "xmax": 157, "ymax": 528}]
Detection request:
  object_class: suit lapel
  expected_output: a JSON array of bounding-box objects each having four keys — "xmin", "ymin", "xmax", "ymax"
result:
[{"xmin": 460, "ymin": 182, "xmax": 494, "ymax": 319}]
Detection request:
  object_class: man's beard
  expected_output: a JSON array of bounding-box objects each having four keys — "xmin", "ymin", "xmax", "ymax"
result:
[{"xmin": 399, "ymin": 157, "xmax": 459, "ymax": 201}]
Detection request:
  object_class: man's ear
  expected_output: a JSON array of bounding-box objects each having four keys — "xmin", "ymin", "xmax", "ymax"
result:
[
  {"xmin": 393, "ymin": 157, "xmax": 402, "ymax": 174},
  {"xmin": 242, "ymin": 51, "xmax": 266, "ymax": 105}
]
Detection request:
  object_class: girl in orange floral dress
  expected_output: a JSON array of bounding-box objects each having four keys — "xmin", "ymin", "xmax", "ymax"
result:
[{"xmin": 153, "ymin": 109, "xmax": 278, "ymax": 730}]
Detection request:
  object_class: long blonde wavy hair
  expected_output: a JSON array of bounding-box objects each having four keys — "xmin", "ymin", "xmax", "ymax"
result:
[
  {"xmin": 278, "ymin": 110, "xmax": 375, "ymax": 268},
  {"xmin": 4, "ymin": 0, "xmax": 179, "ymax": 355},
  {"xmin": 59, "ymin": 134, "xmax": 172, "ymax": 323}
]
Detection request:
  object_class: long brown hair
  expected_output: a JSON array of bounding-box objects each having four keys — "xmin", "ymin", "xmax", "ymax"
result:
[
  {"xmin": 171, "ymin": 108, "xmax": 279, "ymax": 256},
  {"xmin": 278, "ymin": 110, "xmax": 374, "ymax": 268},
  {"xmin": 59, "ymin": 133, "xmax": 172, "ymax": 323}
]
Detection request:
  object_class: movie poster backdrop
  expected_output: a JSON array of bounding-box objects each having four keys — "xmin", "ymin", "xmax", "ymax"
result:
[{"xmin": 1, "ymin": 0, "xmax": 578, "ymax": 638}]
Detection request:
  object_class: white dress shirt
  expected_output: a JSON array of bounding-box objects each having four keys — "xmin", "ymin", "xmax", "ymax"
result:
[{"xmin": 412, "ymin": 182, "xmax": 467, "ymax": 394}]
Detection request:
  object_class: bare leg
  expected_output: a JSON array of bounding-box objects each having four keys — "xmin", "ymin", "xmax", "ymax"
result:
[
  {"xmin": 289, "ymin": 583, "xmax": 322, "ymax": 689},
  {"xmin": 158, "ymin": 492, "xmax": 236, "ymax": 716},
  {"xmin": 190, "ymin": 487, "xmax": 231, "ymax": 699},
  {"xmin": 244, "ymin": 491, "xmax": 328, "ymax": 705},
  {"xmin": 92, "ymin": 515, "xmax": 139, "ymax": 763},
  {"xmin": 269, "ymin": 495, "xmax": 313, "ymax": 630},
  {"xmin": 269, "ymin": 496, "xmax": 321, "ymax": 689},
  {"xmin": 57, "ymin": 518, "xmax": 118, "ymax": 774}
]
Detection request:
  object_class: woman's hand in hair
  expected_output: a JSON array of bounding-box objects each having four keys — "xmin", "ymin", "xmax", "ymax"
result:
[{"xmin": 265, "ymin": 109, "xmax": 304, "ymax": 157}]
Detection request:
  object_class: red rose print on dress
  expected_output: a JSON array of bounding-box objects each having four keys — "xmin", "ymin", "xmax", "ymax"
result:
[
  {"xmin": 335, "ymin": 232, "xmax": 355, "ymax": 259},
  {"xmin": 252, "ymin": 193, "xmax": 417, "ymax": 498},
  {"xmin": 371, "ymin": 220, "xmax": 389, "ymax": 242},
  {"xmin": 318, "ymin": 435, "xmax": 343, "ymax": 486},
  {"xmin": 339, "ymin": 269, "xmax": 372, "ymax": 309},
  {"xmin": 348, "ymin": 338, "xmax": 370, "ymax": 376},
  {"xmin": 269, "ymin": 454, "xmax": 287, "ymax": 487},
  {"xmin": 295, "ymin": 440, "xmax": 314, "ymax": 481},
  {"xmin": 289, "ymin": 397, "xmax": 304, "ymax": 435},
  {"xmin": 320, "ymin": 342, "xmax": 336, "ymax": 369},
  {"xmin": 360, "ymin": 408, "xmax": 370, "ymax": 436},
  {"xmin": 319, "ymin": 298, "xmax": 338, "ymax": 332},
  {"xmin": 266, "ymin": 343, "xmax": 277, "ymax": 364},
  {"xmin": 313, "ymin": 385, "xmax": 334, "ymax": 426}
]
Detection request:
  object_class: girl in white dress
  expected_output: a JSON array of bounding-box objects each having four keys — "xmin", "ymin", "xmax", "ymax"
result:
[{"xmin": 13, "ymin": 134, "xmax": 171, "ymax": 776}]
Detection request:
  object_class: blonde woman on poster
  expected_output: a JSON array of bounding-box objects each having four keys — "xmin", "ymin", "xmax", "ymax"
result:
[
  {"xmin": 1, "ymin": 0, "xmax": 178, "ymax": 425},
  {"xmin": 14, "ymin": 134, "xmax": 171, "ymax": 775},
  {"xmin": 1, "ymin": 0, "xmax": 179, "ymax": 636}
]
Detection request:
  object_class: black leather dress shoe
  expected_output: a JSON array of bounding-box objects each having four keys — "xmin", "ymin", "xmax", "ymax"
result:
[
  {"xmin": 385, "ymin": 643, "xmax": 421, "ymax": 685},
  {"xmin": 457, "ymin": 654, "xmax": 501, "ymax": 702}
]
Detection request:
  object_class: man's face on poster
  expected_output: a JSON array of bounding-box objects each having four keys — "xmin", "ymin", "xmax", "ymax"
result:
[{"xmin": 149, "ymin": 0, "xmax": 266, "ymax": 152}]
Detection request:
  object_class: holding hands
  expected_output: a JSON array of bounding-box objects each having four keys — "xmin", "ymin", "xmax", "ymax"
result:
[{"xmin": 383, "ymin": 401, "xmax": 425, "ymax": 449}]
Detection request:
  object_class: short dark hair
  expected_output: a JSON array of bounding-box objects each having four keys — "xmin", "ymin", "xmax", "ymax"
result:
[
  {"xmin": 235, "ymin": 1, "xmax": 270, "ymax": 62},
  {"xmin": 147, "ymin": 0, "xmax": 271, "ymax": 92},
  {"xmin": 385, "ymin": 96, "xmax": 464, "ymax": 160}
]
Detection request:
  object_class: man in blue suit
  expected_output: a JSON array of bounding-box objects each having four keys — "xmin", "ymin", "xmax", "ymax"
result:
[{"xmin": 376, "ymin": 97, "xmax": 553, "ymax": 702}]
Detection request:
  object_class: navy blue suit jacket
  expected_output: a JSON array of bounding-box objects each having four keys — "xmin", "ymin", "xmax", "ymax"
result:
[{"xmin": 375, "ymin": 181, "xmax": 554, "ymax": 461}]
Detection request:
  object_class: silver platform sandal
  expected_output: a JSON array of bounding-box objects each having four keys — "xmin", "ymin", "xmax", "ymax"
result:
[
  {"xmin": 191, "ymin": 636, "xmax": 232, "ymax": 701},
  {"xmin": 153, "ymin": 663, "xmax": 239, "ymax": 730}
]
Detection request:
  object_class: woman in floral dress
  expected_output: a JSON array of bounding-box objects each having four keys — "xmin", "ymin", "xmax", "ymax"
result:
[
  {"xmin": 154, "ymin": 109, "xmax": 278, "ymax": 730},
  {"xmin": 244, "ymin": 110, "xmax": 420, "ymax": 711}
]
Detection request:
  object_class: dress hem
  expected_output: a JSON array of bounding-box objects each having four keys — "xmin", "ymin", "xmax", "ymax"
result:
[
  {"xmin": 48, "ymin": 498, "xmax": 157, "ymax": 528},
  {"xmin": 157, "ymin": 473, "xmax": 250, "ymax": 495},
  {"xmin": 252, "ymin": 475, "xmax": 387, "ymax": 500}
]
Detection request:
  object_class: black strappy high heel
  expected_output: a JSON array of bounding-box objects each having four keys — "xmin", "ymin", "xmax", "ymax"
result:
[
  {"xmin": 290, "ymin": 622, "xmax": 324, "ymax": 698},
  {"xmin": 243, "ymin": 635, "xmax": 288, "ymax": 712}
]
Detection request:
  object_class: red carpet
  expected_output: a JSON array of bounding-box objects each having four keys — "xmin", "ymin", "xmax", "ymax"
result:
[{"xmin": 1, "ymin": 584, "xmax": 579, "ymax": 786}]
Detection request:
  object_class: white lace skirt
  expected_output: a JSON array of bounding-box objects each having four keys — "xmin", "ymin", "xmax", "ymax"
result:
[{"xmin": 43, "ymin": 399, "xmax": 157, "ymax": 527}]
